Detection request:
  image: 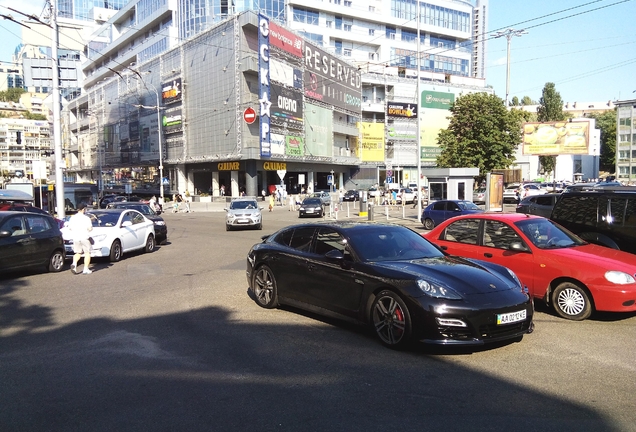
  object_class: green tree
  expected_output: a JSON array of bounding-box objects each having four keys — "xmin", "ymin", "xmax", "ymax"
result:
[
  {"xmin": 511, "ymin": 96, "xmax": 520, "ymax": 106},
  {"xmin": 0, "ymin": 88, "xmax": 25, "ymax": 102},
  {"xmin": 587, "ymin": 110, "xmax": 617, "ymax": 172},
  {"xmin": 536, "ymin": 83, "xmax": 566, "ymax": 177},
  {"xmin": 521, "ymin": 96, "xmax": 535, "ymax": 106},
  {"xmin": 436, "ymin": 92, "xmax": 522, "ymax": 183},
  {"xmin": 24, "ymin": 112, "xmax": 48, "ymax": 120}
]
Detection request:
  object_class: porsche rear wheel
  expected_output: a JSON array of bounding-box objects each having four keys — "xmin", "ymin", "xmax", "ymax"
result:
[
  {"xmin": 552, "ymin": 282, "xmax": 592, "ymax": 321},
  {"xmin": 371, "ymin": 290, "xmax": 412, "ymax": 349},
  {"xmin": 252, "ymin": 265, "xmax": 278, "ymax": 309}
]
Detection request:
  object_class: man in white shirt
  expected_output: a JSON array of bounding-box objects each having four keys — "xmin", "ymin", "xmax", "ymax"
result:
[{"xmin": 68, "ymin": 203, "xmax": 93, "ymax": 274}]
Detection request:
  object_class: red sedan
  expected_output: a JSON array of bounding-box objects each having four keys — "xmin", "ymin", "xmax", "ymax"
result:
[{"xmin": 424, "ymin": 213, "xmax": 636, "ymax": 321}]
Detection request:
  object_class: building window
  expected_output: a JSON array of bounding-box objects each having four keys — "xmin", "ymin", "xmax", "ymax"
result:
[
  {"xmin": 344, "ymin": 0, "xmax": 351, "ymax": 6},
  {"xmin": 326, "ymin": 20, "xmax": 332, "ymax": 28},
  {"xmin": 293, "ymin": 7, "xmax": 319, "ymax": 25},
  {"xmin": 369, "ymin": 29, "xmax": 375, "ymax": 36},
  {"xmin": 335, "ymin": 15, "xmax": 342, "ymax": 30},
  {"xmin": 344, "ymin": 23, "xmax": 352, "ymax": 31},
  {"xmin": 344, "ymin": 49, "xmax": 352, "ymax": 56},
  {"xmin": 369, "ymin": 52, "xmax": 377, "ymax": 60},
  {"xmin": 402, "ymin": 29, "xmax": 417, "ymax": 42},
  {"xmin": 386, "ymin": 26, "xmax": 396, "ymax": 39},
  {"xmin": 335, "ymin": 40, "xmax": 343, "ymax": 55},
  {"xmin": 369, "ymin": 5, "xmax": 375, "ymax": 12}
]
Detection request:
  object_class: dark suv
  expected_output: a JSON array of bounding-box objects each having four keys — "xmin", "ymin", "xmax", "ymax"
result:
[{"xmin": 550, "ymin": 187, "xmax": 636, "ymax": 254}]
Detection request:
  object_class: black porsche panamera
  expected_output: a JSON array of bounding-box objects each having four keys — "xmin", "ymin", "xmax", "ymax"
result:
[{"xmin": 246, "ymin": 222, "xmax": 534, "ymax": 349}]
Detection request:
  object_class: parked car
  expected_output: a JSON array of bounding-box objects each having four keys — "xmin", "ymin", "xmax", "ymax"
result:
[
  {"xmin": 224, "ymin": 198, "xmax": 262, "ymax": 231},
  {"xmin": 0, "ymin": 211, "xmax": 66, "ymax": 274},
  {"xmin": 61, "ymin": 208, "xmax": 156, "ymax": 262},
  {"xmin": 0, "ymin": 203, "xmax": 64, "ymax": 228},
  {"xmin": 106, "ymin": 202, "xmax": 168, "ymax": 243},
  {"xmin": 298, "ymin": 197, "xmax": 325, "ymax": 218},
  {"xmin": 311, "ymin": 191, "xmax": 332, "ymax": 206},
  {"xmin": 550, "ymin": 186, "xmax": 636, "ymax": 254},
  {"xmin": 516, "ymin": 194, "xmax": 560, "ymax": 218},
  {"xmin": 342, "ymin": 190, "xmax": 360, "ymax": 202},
  {"xmin": 421, "ymin": 200, "xmax": 484, "ymax": 230},
  {"xmin": 519, "ymin": 183, "xmax": 546, "ymax": 199},
  {"xmin": 396, "ymin": 187, "xmax": 416, "ymax": 204},
  {"xmin": 247, "ymin": 222, "xmax": 533, "ymax": 349},
  {"xmin": 368, "ymin": 187, "xmax": 383, "ymax": 198},
  {"xmin": 473, "ymin": 188, "xmax": 486, "ymax": 204},
  {"xmin": 503, "ymin": 186, "xmax": 520, "ymax": 203},
  {"xmin": 99, "ymin": 194, "xmax": 126, "ymax": 208},
  {"xmin": 424, "ymin": 213, "xmax": 636, "ymax": 320}
]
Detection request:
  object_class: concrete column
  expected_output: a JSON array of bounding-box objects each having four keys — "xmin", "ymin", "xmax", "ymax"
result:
[
  {"xmin": 186, "ymin": 170, "xmax": 194, "ymax": 194},
  {"xmin": 307, "ymin": 171, "xmax": 314, "ymax": 194},
  {"xmin": 245, "ymin": 160, "xmax": 258, "ymax": 197},
  {"xmin": 231, "ymin": 171, "xmax": 239, "ymax": 197},
  {"xmin": 176, "ymin": 164, "xmax": 186, "ymax": 194},
  {"xmin": 212, "ymin": 172, "xmax": 219, "ymax": 197}
]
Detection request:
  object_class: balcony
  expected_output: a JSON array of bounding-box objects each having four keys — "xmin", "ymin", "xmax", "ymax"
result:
[{"xmin": 333, "ymin": 120, "xmax": 359, "ymax": 136}]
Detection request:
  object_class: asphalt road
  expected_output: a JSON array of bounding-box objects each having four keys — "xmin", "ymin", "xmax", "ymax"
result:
[{"xmin": 1, "ymin": 208, "xmax": 635, "ymax": 432}]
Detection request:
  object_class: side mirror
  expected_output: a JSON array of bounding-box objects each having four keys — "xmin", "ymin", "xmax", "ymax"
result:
[
  {"xmin": 509, "ymin": 242, "xmax": 530, "ymax": 252},
  {"xmin": 454, "ymin": 208, "xmax": 462, "ymax": 212},
  {"xmin": 0, "ymin": 230, "xmax": 11, "ymax": 238},
  {"xmin": 121, "ymin": 221, "xmax": 133, "ymax": 227},
  {"xmin": 325, "ymin": 249, "xmax": 344, "ymax": 260},
  {"xmin": 224, "ymin": 208, "xmax": 229, "ymax": 212}
]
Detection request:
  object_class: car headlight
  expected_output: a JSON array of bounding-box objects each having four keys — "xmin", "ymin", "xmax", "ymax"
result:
[
  {"xmin": 605, "ymin": 271, "xmax": 636, "ymax": 285},
  {"xmin": 154, "ymin": 221, "xmax": 166, "ymax": 226},
  {"xmin": 417, "ymin": 280, "xmax": 462, "ymax": 300},
  {"xmin": 506, "ymin": 267, "xmax": 524, "ymax": 289}
]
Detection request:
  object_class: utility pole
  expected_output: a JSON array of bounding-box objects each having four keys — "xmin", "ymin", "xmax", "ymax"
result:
[
  {"xmin": 416, "ymin": 8, "xmax": 422, "ymax": 217},
  {"xmin": 50, "ymin": 0, "xmax": 65, "ymax": 218},
  {"xmin": 491, "ymin": 28, "xmax": 527, "ymax": 107}
]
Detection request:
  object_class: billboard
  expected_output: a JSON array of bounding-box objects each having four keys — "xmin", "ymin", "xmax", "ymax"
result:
[
  {"xmin": 270, "ymin": 83, "xmax": 303, "ymax": 129},
  {"xmin": 270, "ymin": 59, "xmax": 302, "ymax": 89},
  {"xmin": 387, "ymin": 102, "xmax": 417, "ymax": 118},
  {"xmin": 286, "ymin": 135, "xmax": 304, "ymax": 156},
  {"xmin": 358, "ymin": 122, "xmax": 385, "ymax": 162},
  {"xmin": 161, "ymin": 78, "xmax": 182, "ymax": 105},
  {"xmin": 303, "ymin": 43, "xmax": 361, "ymax": 112},
  {"xmin": 305, "ymin": 104, "xmax": 333, "ymax": 157},
  {"xmin": 420, "ymin": 90, "xmax": 455, "ymax": 166},
  {"xmin": 269, "ymin": 21, "xmax": 303, "ymax": 57},
  {"xmin": 522, "ymin": 121, "xmax": 590, "ymax": 155}
]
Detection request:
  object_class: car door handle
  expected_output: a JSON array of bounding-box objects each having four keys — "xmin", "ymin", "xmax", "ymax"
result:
[
  {"xmin": 484, "ymin": 253, "xmax": 493, "ymax": 258},
  {"xmin": 440, "ymin": 245, "xmax": 448, "ymax": 250}
]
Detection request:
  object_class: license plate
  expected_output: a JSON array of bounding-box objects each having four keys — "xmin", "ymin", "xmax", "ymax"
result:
[
  {"xmin": 497, "ymin": 310, "xmax": 526, "ymax": 325},
  {"xmin": 306, "ymin": 209, "xmax": 314, "ymax": 213},
  {"xmin": 237, "ymin": 219, "xmax": 249, "ymax": 224}
]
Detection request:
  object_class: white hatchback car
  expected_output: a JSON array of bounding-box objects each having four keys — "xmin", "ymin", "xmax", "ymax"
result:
[
  {"xmin": 225, "ymin": 198, "xmax": 263, "ymax": 230},
  {"xmin": 62, "ymin": 208, "xmax": 156, "ymax": 262}
]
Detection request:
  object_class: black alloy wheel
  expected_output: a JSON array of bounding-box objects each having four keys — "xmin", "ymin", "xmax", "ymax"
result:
[
  {"xmin": 371, "ymin": 290, "xmax": 412, "ymax": 349},
  {"xmin": 252, "ymin": 265, "xmax": 278, "ymax": 309},
  {"xmin": 109, "ymin": 240, "xmax": 122, "ymax": 262}
]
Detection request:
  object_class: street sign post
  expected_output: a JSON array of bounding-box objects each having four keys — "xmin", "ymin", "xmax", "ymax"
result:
[{"xmin": 243, "ymin": 107, "xmax": 256, "ymax": 124}]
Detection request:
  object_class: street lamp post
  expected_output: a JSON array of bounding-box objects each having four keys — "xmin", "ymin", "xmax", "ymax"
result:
[{"xmin": 491, "ymin": 28, "xmax": 527, "ymax": 107}]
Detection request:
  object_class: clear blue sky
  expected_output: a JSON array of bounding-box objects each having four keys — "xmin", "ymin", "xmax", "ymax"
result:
[{"xmin": 1, "ymin": 0, "xmax": 635, "ymax": 102}]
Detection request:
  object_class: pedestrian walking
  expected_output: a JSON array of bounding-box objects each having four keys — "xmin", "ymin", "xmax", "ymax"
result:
[
  {"xmin": 183, "ymin": 191, "xmax": 191, "ymax": 213},
  {"xmin": 269, "ymin": 194, "xmax": 275, "ymax": 212},
  {"xmin": 67, "ymin": 203, "xmax": 93, "ymax": 275}
]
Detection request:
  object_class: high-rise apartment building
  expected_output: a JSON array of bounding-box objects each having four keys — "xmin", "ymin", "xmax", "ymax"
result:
[{"xmin": 616, "ymin": 99, "xmax": 636, "ymax": 184}]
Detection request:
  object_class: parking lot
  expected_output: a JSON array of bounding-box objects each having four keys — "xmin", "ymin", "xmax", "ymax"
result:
[{"xmin": 1, "ymin": 207, "xmax": 635, "ymax": 431}]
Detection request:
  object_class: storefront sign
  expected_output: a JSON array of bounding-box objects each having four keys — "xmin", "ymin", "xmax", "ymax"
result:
[
  {"xmin": 269, "ymin": 21, "xmax": 303, "ymax": 57},
  {"xmin": 218, "ymin": 162, "xmax": 241, "ymax": 171},
  {"xmin": 387, "ymin": 102, "xmax": 417, "ymax": 118},
  {"xmin": 162, "ymin": 78, "xmax": 182, "ymax": 104},
  {"xmin": 271, "ymin": 83, "xmax": 303, "ymax": 129},
  {"xmin": 263, "ymin": 161, "xmax": 287, "ymax": 171}
]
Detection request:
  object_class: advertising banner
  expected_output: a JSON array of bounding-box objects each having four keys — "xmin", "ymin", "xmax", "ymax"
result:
[
  {"xmin": 258, "ymin": 14, "xmax": 272, "ymax": 157},
  {"xmin": 303, "ymin": 43, "xmax": 361, "ymax": 112},
  {"xmin": 387, "ymin": 121, "xmax": 417, "ymax": 140},
  {"xmin": 270, "ymin": 133, "xmax": 285, "ymax": 155},
  {"xmin": 358, "ymin": 122, "xmax": 385, "ymax": 162},
  {"xmin": 387, "ymin": 101, "xmax": 417, "ymax": 118},
  {"xmin": 162, "ymin": 108, "xmax": 183, "ymax": 134},
  {"xmin": 522, "ymin": 121, "xmax": 590, "ymax": 155},
  {"xmin": 270, "ymin": 83, "xmax": 303, "ymax": 129},
  {"xmin": 161, "ymin": 78, "xmax": 182, "ymax": 105},
  {"xmin": 486, "ymin": 172, "xmax": 504, "ymax": 212},
  {"xmin": 269, "ymin": 22, "xmax": 303, "ymax": 57},
  {"xmin": 419, "ymin": 90, "xmax": 454, "ymax": 166},
  {"xmin": 305, "ymin": 104, "xmax": 333, "ymax": 157},
  {"xmin": 286, "ymin": 135, "xmax": 304, "ymax": 156}
]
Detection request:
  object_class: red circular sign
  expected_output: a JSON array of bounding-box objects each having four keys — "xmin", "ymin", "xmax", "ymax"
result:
[{"xmin": 243, "ymin": 107, "xmax": 256, "ymax": 124}]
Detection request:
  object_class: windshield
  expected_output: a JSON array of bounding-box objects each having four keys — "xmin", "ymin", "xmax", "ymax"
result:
[
  {"xmin": 458, "ymin": 201, "xmax": 480, "ymax": 210},
  {"xmin": 347, "ymin": 226, "xmax": 444, "ymax": 262},
  {"xmin": 87, "ymin": 211, "xmax": 121, "ymax": 227},
  {"xmin": 230, "ymin": 200, "xmax": 258, "ymax": 210},
  {"xmin": 302, "ymin": 198, "xmax": 322, "ymax": 205},
  {"xmin": 515, "ymin": 218, "xmax": 586, "ymax": 249}
]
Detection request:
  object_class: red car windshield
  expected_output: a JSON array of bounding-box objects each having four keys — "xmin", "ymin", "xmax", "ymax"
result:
[{"xmin": 515, "ymin": 219, "xmax": 586, "ymax": 249}]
